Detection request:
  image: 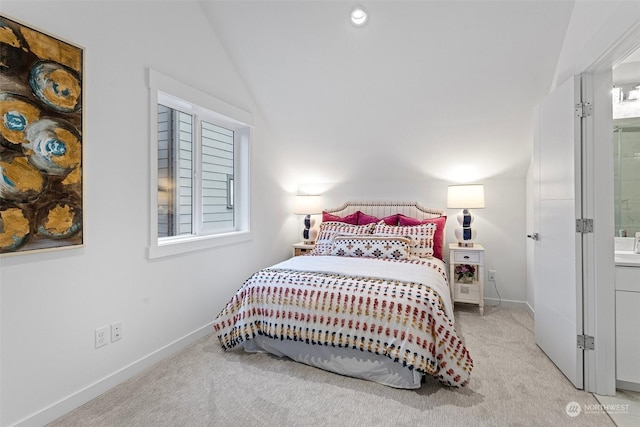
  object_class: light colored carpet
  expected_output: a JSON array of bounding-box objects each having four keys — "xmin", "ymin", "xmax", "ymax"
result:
[{"xmin": 48, "ymin": 306, "xmax": 614, "ymax": 426}]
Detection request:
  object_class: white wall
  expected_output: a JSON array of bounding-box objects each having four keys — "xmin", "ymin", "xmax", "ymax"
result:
[
  {"xmin": 525, "ymin": 162, "xmax": 535, "ymax": 314},
  {"xmin": 0, "ymin": 2, "xmax": 295, "ymax": 425}
]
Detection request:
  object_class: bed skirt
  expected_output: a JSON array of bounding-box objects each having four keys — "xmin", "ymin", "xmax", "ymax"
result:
[{"xmin": 243, "ymin": 335, "xmax": 423, "ymax": 389}]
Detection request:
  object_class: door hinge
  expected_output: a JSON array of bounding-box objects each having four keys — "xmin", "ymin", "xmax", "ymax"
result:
[
  {"xmin": 576, "ymin": 218, "xmax": 594, "ymax": 233},
  {"xmin": 575, "ymin": 102, "xmax": 592, "ymax": 118},
  {"xmin": 577, "ymin": 334, "xmax": 594, "ymax": 350}
]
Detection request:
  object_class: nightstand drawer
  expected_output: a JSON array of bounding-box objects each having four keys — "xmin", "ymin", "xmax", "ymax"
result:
[
  {"xmin": 453, "ymin": 251, "xmax": 480, "ymax": 263},
  {"xmin": 294, "ymin": 246, "xmax": 313, "ymax": 256},
  {"xmin": 292, "ymin": 242, "xmax": 315, "ymax": 257}
]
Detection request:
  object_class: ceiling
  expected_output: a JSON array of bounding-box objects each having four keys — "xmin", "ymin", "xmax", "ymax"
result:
[{"xmin": 199, "ymin": 1, "xmax": 575, "ymax": 182}]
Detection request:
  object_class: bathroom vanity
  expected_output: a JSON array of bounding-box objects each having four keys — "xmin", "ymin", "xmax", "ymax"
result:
[{"xmin": 614, "ymin": 240, "xmax": 640, "ymax": 391}]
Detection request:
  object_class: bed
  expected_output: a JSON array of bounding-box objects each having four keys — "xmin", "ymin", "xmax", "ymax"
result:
[{"xmin": 213, "ymin": 201, "xmax": 473, "ymax": 389}]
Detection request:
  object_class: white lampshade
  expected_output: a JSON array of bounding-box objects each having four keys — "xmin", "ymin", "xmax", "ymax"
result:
[
  {"xmin": 293, "ymin": 195, "xmax": 323, "ymax": 215},
  {"xmin": 447, "ymin": 184, "xmax": 485, "ymax": 209}
]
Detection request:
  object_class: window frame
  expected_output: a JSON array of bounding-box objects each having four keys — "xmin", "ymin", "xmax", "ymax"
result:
[{"xmin": 148, "ymin": 69, "xmax": 252, "ymax": 259}]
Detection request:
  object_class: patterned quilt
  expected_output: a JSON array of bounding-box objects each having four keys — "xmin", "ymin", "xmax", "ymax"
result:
[{"xmin": 213, "ymin": 256, "xmax": 473, "ymax": 387}]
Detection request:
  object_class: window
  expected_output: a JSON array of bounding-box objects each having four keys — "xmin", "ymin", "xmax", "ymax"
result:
[
  {"xmin": 157, "ymin": 104, "xmax": 236, "ymax": 237},
  {"xmin": 148, "ymin": 70, "xmax": 252, "ymax": 258}
]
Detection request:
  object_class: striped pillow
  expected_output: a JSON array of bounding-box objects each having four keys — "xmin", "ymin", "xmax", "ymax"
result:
[
  {"xmin": 373, "ymin": 221, "xmax": 437, "ymax": 258},
  {"xmin": 310, "ymin": 222, "xmax": 375, "ymax": 255}
]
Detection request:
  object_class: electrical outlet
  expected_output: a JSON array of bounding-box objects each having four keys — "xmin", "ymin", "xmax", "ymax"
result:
[
  {"xmin": 488, "ymin": 270, "xmax": 496, "ymax": 281},
  {"xmin": 111, "ymin": 322, "xmax": 122, "ymax": 342},
  {"xmin": 95, "ymin": 326, "xmax": 109, "ymax": 348}
]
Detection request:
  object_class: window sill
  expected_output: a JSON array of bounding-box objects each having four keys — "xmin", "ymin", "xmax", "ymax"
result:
[{"xmin": 148, "ymin": 230, "xmax": 252, "ymax": 259}]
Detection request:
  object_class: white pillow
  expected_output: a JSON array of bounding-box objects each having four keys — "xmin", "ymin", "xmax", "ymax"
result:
[
  {"xmin": 330, "ymin": 235, "xmax": 412, "ymax": 260},
  {"xmin": 310, "ymin": 222, "xmax": 375, "ymax": 255},
  {"xmin": 373, "ymin": 221, "xmax": 436, "ymax": 258}
]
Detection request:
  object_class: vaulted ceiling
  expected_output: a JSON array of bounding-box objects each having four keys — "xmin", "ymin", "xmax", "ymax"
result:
[{"xmin": 200, "ymin": 1, "xmax": 575, "ymax": 182}]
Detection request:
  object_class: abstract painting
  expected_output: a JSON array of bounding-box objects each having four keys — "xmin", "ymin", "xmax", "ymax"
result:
[{"xmin": 0, "ymin": 15, "xmax": 83, "ymax": 254}]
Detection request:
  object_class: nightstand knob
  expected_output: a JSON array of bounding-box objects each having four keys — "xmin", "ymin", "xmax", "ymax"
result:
[{"xmin": 463, "ymin": 255, "xmax": 470, "ymax": 259}]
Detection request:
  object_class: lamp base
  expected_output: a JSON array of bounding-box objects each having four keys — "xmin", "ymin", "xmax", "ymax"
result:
[
  {"xmin": 454, "ymin": 209, "xmax": 477, "ymax": 247},
  {"xmin": 302, "ymin": 214, "xmax": 318, "ymax": 245}
]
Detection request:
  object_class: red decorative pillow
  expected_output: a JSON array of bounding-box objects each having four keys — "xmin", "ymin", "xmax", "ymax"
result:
[
  {"xmin": 397, "ymin": 215, "xmax": 447, "ymax": 260},
  {"xmin": 357, "ymin": 212, "xmax": 399, "ymax": 226},
  {"xmin": 381, "ymin": 214, "xmax": 400, "ymax": 225},
  {"xmin": 322, "ymin": 211, "xmax": 359, "ymax": 225},
  {"xmin": 357, "ymin": 211, "xmax": 379, "ymax": 225}
]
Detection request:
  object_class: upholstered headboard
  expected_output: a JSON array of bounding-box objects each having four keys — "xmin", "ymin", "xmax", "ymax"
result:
[{"xmin": 324, "ymin": 201, "xmax": 445, "ymax": 220}]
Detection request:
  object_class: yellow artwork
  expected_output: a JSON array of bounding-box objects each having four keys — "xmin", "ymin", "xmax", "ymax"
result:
[{"xmin": 0, "ymin": 15, "xmax": 83, "ymax": 254}]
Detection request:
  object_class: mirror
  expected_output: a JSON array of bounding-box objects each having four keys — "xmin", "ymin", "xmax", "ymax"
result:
[{"xmin": 613, "ymin": 47, "xmax": 640, "ymax": 237}]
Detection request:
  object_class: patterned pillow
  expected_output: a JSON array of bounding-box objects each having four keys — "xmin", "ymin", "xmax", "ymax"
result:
[
  {"xmin": 373, "ymin": 221, "xmax": 437, "ymax": 258},
  {"xmin": 397, "ymin": 215, "xmax": 447, "ymax": 260},
  {"xmin": 331, "ymin": 235, "xmax": 412, "ymax": 260},
  {"xmin": 311, "ymin": 222, "xmax": 375, "ymax": 255}
]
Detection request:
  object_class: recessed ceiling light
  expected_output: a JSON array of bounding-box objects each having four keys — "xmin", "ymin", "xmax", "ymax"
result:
[{"xmin": 350, "ymin": 6, "xmax": 368, "ymax": 26}]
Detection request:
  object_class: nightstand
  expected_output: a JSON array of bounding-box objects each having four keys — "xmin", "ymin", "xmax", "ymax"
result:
[
  {"xmin": 449, "ymin": 243, "xmax": 485, "ymax": 315},
  {"xmin": 292, "ymin": 242, "xmax": 315, "ymax": 257}
]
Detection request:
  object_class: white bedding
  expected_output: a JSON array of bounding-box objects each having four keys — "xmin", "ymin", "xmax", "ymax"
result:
[{"xmin": 270, "ymin": 255, "xmax": 453, "ymax": 318}]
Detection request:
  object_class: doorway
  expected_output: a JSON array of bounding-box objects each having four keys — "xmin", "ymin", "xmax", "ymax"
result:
[
  {"xmin": 582, "ymin": 34, "xmax": 640, "ymax": 397},
  {"xmin": 613, "ymin": 47, "xmax": 640, "ymax": 238}
]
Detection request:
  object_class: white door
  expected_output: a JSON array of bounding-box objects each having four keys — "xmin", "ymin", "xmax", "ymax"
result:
[{"xmin": 533, "ymin": 75, "xmax": 584, "ymax": 389}]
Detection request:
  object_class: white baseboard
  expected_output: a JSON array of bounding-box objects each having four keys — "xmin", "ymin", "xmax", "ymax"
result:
[
  {"xmin": 483, "ymin": 297, "xmax": 532, "ymax": 314},
  {"xmin": 617, "ymin": 380, "xmax": 640, "ymax": 393},
  {"xmin": 524, "ymin": 301, "xmax": 535, "ymax": 318},
  {"xmin": 13, "ymin": 323, "xmax": 214, "ymax": 427}
]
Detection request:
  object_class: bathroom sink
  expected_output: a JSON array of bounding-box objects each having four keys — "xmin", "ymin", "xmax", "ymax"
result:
[{"xmin": 615, "ymin": 251, "xmax": 640, "ymax": 265}]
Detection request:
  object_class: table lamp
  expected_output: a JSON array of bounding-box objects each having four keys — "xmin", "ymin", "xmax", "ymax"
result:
[{"xmin": 447, "ymin": 184, "xmax": 485, "ymax": 247}]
